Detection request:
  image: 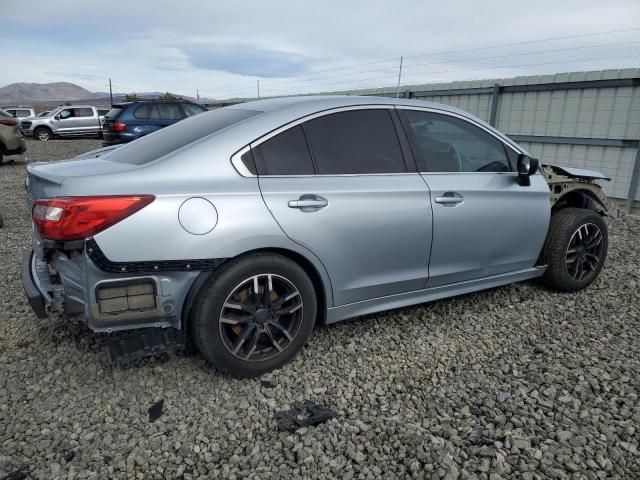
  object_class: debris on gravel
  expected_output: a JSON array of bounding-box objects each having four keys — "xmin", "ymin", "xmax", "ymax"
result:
[{"xmin": 1, "ymin": 140, "xmax": 639, "ymax": 479}]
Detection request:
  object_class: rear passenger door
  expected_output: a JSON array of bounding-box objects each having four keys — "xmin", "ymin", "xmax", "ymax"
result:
[
  {"xmin": 73, "ymin": 107, "xmax": 99, "ymax": 134},
  {"xmin": 256, "ymin": 106, "xmax": 433, "ymax": 306},
  {"xmin": 398, "ymin": 108, "xmax": 549, "ymax": 287}
]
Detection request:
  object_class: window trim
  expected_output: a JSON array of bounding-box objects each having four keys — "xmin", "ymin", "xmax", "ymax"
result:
[
  {"xmin": 396, "ymin": 106, "xmax": 523, "ymax": 175},
  {"xmin": 231, "ymin": 105, "xmax": 415, "ymax": 178}
]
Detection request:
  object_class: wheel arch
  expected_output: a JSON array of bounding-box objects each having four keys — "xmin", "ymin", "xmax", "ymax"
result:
[
  {"xmin": 552, "ymin": 188, "xmax": 608, "ymax": 216},
  {"xmin": 181, "ymin": 246, "xmax": 332, "ymax": 333}
]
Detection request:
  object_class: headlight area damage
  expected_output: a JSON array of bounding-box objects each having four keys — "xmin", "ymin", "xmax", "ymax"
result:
[{"xmin": 542, "ymin": 164, "xmax": 616, "ymax": 217}]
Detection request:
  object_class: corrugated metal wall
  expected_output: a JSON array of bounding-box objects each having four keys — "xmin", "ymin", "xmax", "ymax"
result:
[
  {"xmin": 210, "ymin": 69, "xmax": 640, "ymax": 205},
  {"xmin": 357, "ymin": 69, "xmax": 640, "ymax": 203}
]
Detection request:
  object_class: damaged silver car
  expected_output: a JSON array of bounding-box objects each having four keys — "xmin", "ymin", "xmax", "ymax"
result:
[{"xmin": 22, "ymin": 96, "xmax": 611, "ymax": 377}]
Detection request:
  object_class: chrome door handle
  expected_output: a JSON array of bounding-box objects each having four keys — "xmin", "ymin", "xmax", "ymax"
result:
[
  {"xmin": 434, "ymin": 192, "xmax": 464, "ymax": 206},
  {"xmin": 288, "ymin": 195, "xmax": 328, "ymax": 210}
]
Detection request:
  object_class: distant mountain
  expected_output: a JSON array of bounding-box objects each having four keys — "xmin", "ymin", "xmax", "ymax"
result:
[
  {"xmin": 0, "ymin": 82, "xmax": 96, "ymax": 103},
  {"xmin": 0, "ymin": 82, "xmax": 201, "ymax": 106}
]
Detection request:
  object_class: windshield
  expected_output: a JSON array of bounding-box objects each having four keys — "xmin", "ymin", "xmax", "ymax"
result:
[{"xmin": 104, "ymin": 108, "xmax": 260, "ymax": 165}]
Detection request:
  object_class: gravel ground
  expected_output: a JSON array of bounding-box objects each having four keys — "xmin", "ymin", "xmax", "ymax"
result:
[{"xmin": 1, "ymin": 140, "xmax": 639, "ymax": 480}]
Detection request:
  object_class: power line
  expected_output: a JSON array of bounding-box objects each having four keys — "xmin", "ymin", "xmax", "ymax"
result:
[{"xmin": 215, "ymin": 27, "xmax": 640, "ymax": 95}]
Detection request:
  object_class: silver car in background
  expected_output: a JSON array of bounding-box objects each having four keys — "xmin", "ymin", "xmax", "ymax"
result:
[
  {"xmin": 22, "ymin": 96, "xmax": 610, "ymax": 377},
  {"xmin": 21, "ymin": 105, "xmax": 106, "ymax": 141}
]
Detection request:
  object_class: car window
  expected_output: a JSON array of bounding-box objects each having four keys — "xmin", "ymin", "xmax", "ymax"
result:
[
  {"xmin": 252, "ymin": 125, "xmax": 315, "ymax": 175},
  {"xmin": 74, "ymin": 108, "xmax": 94, "ymax": 117},
  {"xmin": 104, "ymin": 108, "xmax": 260, "ymax": 165},
  {"xmin": 182, "ymin": 103, "xmax": 207, "ymax": 117},
  {"xmin": 6, "ymin": 110, "xmax": 16, "ymax": 116},
  {"xmin": 302, "ymin": 109, "xmax": 406, "ymax": 174},
  {"xmin": 97, "ymin": 109, "xmax": 109, "ymax": 116},
  {"xmin": 403, "ymin": 110, "xmax": 512, "ymax": 173},
  {"xmin": 105, "ymin": 106, "xmax": 124, "ymax": 119},
  {"xmin": 16, "ymin": 109, "xmax": 31, "ymax": 117},
  {"xmin": 157, "ymin": 103, "xmax": 184, "ymax": 120},
  {"xmin": 134, "ymin": 104, "xmax": 161, "ymax": 119},
  {"xmin": 58, "ymin": 109, "xmax": 74, "ymax": 119}
]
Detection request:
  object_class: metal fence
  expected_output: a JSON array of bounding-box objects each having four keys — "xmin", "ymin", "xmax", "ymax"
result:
[{"xmin": 207, "ymin": 68, "xmax": 640, "ymax": 212}]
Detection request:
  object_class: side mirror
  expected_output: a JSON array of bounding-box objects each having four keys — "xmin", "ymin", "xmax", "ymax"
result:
[
  {"xmin": 54, "ymin": 114, "xmax": 60, "ymax": 120},
  {"xmin": 517, "ymin": 154, "xmax": 539, "ymax": 187}
]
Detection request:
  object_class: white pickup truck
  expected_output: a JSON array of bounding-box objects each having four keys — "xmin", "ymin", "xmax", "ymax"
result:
[{"xmin": 20, "ymin": 105, "xmax": 109, "ymax": 141}]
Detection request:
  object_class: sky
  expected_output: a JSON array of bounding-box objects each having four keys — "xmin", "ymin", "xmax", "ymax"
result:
[{"xmin": 1, "ymin": 0, "xmax": 639, "ymax": 100}]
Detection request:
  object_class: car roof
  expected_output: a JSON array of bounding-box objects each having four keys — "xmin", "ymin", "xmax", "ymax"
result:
[{"xmin": 114, "ymin": 99, "xmax": 200, "ymax": 107}]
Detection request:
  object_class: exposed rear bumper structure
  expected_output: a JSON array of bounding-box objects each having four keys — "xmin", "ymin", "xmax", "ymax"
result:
[{"xmin": 21, "ymin": 249, "xmax": 47, "ymax": 319}]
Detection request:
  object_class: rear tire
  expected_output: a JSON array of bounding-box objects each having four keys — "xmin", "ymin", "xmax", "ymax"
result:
[
  {"xmin": 34, "ymin": 127, "xmax": 53, "ymax": 142},
  {"xmin": 191, "ymin": 253, "xmax": 317, "ymax": 377},
  {"xmin": 540, "ymin": 208, "xmax": 608, "ymax": 292}
]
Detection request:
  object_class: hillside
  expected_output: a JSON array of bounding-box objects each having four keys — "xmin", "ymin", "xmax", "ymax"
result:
[{"xmin": 0, "ymin": 82, "xmax": 96, "ymax": 103}]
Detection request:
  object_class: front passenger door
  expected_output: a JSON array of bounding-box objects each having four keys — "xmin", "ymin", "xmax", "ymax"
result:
[
  {"xmin": 399, "ymin": 108, "xmax": 550, "ymax": 287},
  {"xmin": 51, "ymin": 108, "xmax": 75, "ymax": 134}
]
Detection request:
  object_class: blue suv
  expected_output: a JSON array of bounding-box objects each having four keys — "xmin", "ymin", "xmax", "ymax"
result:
[{"xmin": 102, "ymin": 99, "xmax": 207, "ymax": 146}]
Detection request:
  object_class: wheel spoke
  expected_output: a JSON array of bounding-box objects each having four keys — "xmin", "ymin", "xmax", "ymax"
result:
[
  {"xmin": 269, "ymin": 321, "xmax": 294, "ymax": 342},
  {"xmin": 220, "ymin": 314, "xmax": 252, "ymax": 325},
  {"xmin": 223, "ymin": 301, "xmax": 256, "ymax": 314},
  {"xmin": 232, "ymin": 324, "xmax": 257, "ymax": 354},
  {"xmin": 242, "ymin": 329, "xmax": 261, "ymax": 359},
  {"xmin": 265, "ymin": 325, "xmax": 284, "ymax": 352},
  {"xmin": 263, "ymin": 274, "xmax": 273, "ymax": 306}
]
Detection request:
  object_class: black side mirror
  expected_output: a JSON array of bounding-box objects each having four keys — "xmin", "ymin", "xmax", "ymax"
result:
[
  {"xmin": 54, "ymin": 114, "xmax": 60, "ymax": 120},
  {"xmin": 517, "ymin": 154, "xmax": 539, "ymax": 187}
]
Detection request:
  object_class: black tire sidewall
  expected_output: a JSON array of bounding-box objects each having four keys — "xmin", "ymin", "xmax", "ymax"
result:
[
  {"xmin": 35, "ymin": 127, "xmax": 52, "ymax": 141},
  {"xmin": 543, "ymin": 208, "xmax": 608, "ymax": 292},
  {"xmin": 192, "ymin": 254, "xmax": 317, "ymax": 377}
]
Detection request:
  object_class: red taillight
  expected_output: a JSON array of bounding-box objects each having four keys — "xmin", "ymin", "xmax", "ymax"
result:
[
  {"xmin": 113, "ymin": 121, "xmax": 126, "ymax": 132},
  {"xmin": 0, "ymin": 118, "xmax": 17, "ymax": 127},
  {"xmin": 32, "ymin": 195, "xmax": 155, "ymax": 241}
]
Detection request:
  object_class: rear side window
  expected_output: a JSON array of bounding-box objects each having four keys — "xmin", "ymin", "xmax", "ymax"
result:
[
  {"xmin": 252, "ymin": 125, "xmax": 314, "ymax": 175},
  {"xmin": 402, "ymin": 110, "xmax": 512, "ymax": 173},
  {"xmin": 157, "ymin": 103, "xmax": 184, "ymax": 120},
  {"xmin": 105, "ymin": 107, "xmax": 123, "ymax": 119},
  {"xmin": 133, "ymin": 104, "xmax": 161, "ymax": 119},
  {"xmin": 104, "ymin": 108, "xmax": 260, "ymax": 165},
  {"xmin": 16, "ymin": 109, "xmax": 31, "ymax": 117},
  {"xmin": 182, "ymin": 103, "xmax": 207, "ymax": 117},
  {"xmin": 302, "ymin": 109, "xmax": 406, "ymax": 174},
  {"xmin": 74, "ymin": 108, "xmax": 94, "ymax": 117}
]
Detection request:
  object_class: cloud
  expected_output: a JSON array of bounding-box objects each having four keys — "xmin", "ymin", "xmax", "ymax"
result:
[{"xmin": 181, "ymin": 43, "xmax": 308, "ymax": 77}]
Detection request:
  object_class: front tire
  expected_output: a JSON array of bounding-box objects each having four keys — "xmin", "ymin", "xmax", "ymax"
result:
[
  {"xmin": 540, "ymin": 208, "xmax": 608, "ymax": 292},
  {"xmin": 191, "ymin": 253, "xmax": 317, "ymax": 377},
  {"xmin": 34, "ymin": 127, "xmax": 53, "ymax": 142}
]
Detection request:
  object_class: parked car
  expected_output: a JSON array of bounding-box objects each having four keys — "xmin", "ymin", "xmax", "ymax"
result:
[
  {"xmin": 4, "ymin": 107, "xmax": 36, "ymax": 118},
  {"xmin": 21, "ymin": 105, "xmax": 105, "ymax": 141},
  {"xmin": 22, "ymin": 96, "xmax": 611, "ymax": 377},
  {"xmin": 101, "ymin": 99, "xmax": 207, "ymax": 146},
  {"xmin": 0, "ymin": 108, "xmax": 26, "ymax": 163}
]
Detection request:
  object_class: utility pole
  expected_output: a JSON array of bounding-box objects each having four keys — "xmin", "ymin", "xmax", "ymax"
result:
[
  {"xmin": 395, "ymin": 56, "xmax": 403, "ymax": 98},
  {"xmin": 196, "ymin": 88, "xmax": 200, "ymax": 100},
  {"xmin": 257, "ymin": 80, "xmax": 260, "ymax": 99},
  {"xmin": 108, "ymin": 78, "xmax": 113, "ymax": 106}
]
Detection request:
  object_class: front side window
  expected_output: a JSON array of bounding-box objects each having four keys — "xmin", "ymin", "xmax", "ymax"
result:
[
  {"xmin": 302, "ymin": 109, "xmax": 406, "ymax": 174},
  {"xmin": 402, "ymin": 110, "xmax": 512, "ymax": 173},
  {"xmin": 58, "ymin": 109, "xmax": 74, "ymax": 119},
  {"xmin": 252, "ymin": 125, "xmax": 314, "ymax": 175}
]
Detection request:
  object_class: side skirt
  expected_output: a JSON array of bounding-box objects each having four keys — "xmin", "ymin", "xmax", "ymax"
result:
[{"xmin": 326, "ymin": 266, "xmax": 546, "ymax": 324}]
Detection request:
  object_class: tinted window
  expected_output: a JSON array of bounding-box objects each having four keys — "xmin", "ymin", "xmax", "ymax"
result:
[
  {"xmin": 133, "ymin": 104, "xmax": 161, "ymax": 119},
  {"xmin": 302, "ymin": 109, "xmax": 405, "ymax": 174},
  {"xmin": 403, "ymin": 110, "xmax": 511, "ymax": 173},
  {"xmin": 157, "ymin": 103, "xmax": 184, "ymax": 120},
  {"xmin": 97, "ymin": 109, "xmax": 109, "ymax": 116},
  {"xmin": 104, "ymin": 108, "xmax": 260, "ymax": 165},
  {"xmin": 253, "ymin": 125, "xmax": 314, "ymax": 175},
  {"xmin": 105, "ymin": 106, "xmax": 123, "ymax": 119},
  {"xmin": 182, "ymin": 103, "xmax": 207, "ymax": 117},
  {"xmin": 74, "ymin": 108, "xmax": 93, "ymax": 117}
]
